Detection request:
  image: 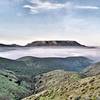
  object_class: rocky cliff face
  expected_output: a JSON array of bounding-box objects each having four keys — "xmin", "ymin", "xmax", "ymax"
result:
[{"xmin": 25, "ymin": 41, "xmax": 86, "ymax": 47}]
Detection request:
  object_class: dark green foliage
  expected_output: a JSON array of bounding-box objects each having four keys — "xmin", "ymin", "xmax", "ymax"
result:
[
  {"xmin": 0, "ymin": 56, "xmax": 92, "ymax": 100},
  {"xmin": 0, "ymin": 56, "xmax": 92, "ymax": 77},
  {"xmin": 0, "ymin": 70, "xmax": 30, "ymax": 100}
]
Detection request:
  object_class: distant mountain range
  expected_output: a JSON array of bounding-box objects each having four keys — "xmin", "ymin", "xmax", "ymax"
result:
[
  {"xmin": 0, "ymin": 43, "xmax": 21, "ymax": 47},
  {"xmin": 0, "ymin": 40, "xmax": 91, "ymax": 47}
]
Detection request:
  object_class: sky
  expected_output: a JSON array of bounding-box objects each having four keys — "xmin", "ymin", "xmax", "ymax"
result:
[{"xmin": 0, "ymin": 0, "xmax": 100, "ymax": 46}]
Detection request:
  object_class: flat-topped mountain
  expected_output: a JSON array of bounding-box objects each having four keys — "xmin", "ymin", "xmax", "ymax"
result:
[{"xmin": 25, "ymin": 40, "xmax": 86, "ymax": 47}]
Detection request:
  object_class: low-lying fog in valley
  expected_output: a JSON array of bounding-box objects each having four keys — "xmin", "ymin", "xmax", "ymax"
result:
[{"xmin": 0, "ymin": 47, "xmax": 100, "ymax": 62}]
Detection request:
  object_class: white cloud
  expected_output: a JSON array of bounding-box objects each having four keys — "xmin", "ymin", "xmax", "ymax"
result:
[
  {"xmin": 23, "ymin": 0, "xmax": 100, "ymax": 14},
  {"xmin": 23, "ymin": 0, "xmax": 65, "ymax": 14},
  {"xmin": 75, "ymin": 5, "xmax": 100, "ymax": 10}
]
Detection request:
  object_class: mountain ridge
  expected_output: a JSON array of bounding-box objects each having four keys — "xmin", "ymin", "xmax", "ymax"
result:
[
  {"xmin": 0, "ymin": 43, "xmax": 22, "ymax": 47},
  {"xmin": 0, "ymin": 56, "xmax": 92, "ymax": 76},
  {"xmin": 0, "ymin": 40, "xmax": 94, "ymax": 47}
]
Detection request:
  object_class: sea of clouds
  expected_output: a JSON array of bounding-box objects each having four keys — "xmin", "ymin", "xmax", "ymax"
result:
[{"xmin": 0, "ymin": 47, "xmax": 99, "ymax": 62}]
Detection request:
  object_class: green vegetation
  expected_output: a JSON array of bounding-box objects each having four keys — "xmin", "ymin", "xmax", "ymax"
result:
[
  {"xmin": 23, "ymin": 70, "xmax": 100, "ymax": 100},
  {"xmin": 83, "ymin": 62, "xmax": 100, "ymax": 76},
  {"xmin": 0, "ymin": 56, "xmax": 98, "ymax": 100},
  {"xmin": 0, "ymin": 70, "xmax": 30, "ymax": 100},
  {"xmin": 0, "ymin": 56, "xmax": 92, "ymax": 77},
  {"xmin": 23, "ymin": 70, "xmax": 82, "ymax": 100}
]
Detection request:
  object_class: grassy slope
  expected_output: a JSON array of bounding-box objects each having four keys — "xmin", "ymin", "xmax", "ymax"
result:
[
  {"xmin": 23, "ymin": 70, "xmax": 100, "ymax": 100},
  {"xmin": 22, "ymin": 70, "xmax": 82, "ymax": 100},
  {"xmin": 33, "ymin": 70, "xmax": 81, "ymax": 93},
  {"xmin": 83, "ymin": 62, "xmax": 100, "ymax": 76},
  {"xmin": 0, "ymin": 70, "xmax": 30, "ymax": 100}
]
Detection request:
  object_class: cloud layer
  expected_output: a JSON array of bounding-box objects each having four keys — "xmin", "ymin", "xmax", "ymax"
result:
[
  {"xmin": 23, "ymin": 0, "xmax": 65, "ymax": 14},
  {"xmin": 0, "ymin": 47, "xmax": 99, "ymax": 62},
  {"xmin": 23, "ymin": 0, "xmax": 100, "ymax": 14}
]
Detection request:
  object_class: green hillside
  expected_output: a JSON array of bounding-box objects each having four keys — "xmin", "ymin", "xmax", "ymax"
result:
[
  {"xmin": 0, "ymin": 56, "xmax": 92, "ymax": 77},
  {"xmin": 83, "ymin": 62, "xmax": 100, "ymax": 76},
  {"xmin": 0, "ymin": 56, "xmax": 95, "ymax": 100},
  {"xmin": 17, "ymin": 56, "xmax": 92, "ymax": 75},
  {"xmin": 23, "ymin": 70, "xmax": 100, "ymax": 100},
  {"xmin": 0, "ymin": 70, "xmax": 30, "ymax": 100}
]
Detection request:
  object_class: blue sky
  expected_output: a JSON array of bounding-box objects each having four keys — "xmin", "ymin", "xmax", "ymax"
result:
[{"xmin": 0, "ymin": 0, "xmax": 100, "ymax": 46}]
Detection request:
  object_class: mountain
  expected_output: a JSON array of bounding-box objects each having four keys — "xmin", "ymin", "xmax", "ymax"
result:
[
  {"xmin": 22, "ymin": 70, "xmax": 100, "ymax": 100},
  {"xmin": 0, "ymin": 43, "xmax": 22, "ymax": 47},
  {"xmin": 17, "ymin": 56, "xmax": 92, "ymax": 74},
  {"xmin": 25, "ymin": 40, "xmax": 87, "ymax": 47},
  {"xmin": 0, "ymin": 41, "xmax": 96, "ymax": 48},
  {"xmin": 83, "ymin": 62, "xmax": 100, "ymax": 76}
]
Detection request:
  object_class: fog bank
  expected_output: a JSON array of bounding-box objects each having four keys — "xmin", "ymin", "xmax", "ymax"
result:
[{"xmin": 0, "ymin": 47, "xmax": 99, "ymax": 62}]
